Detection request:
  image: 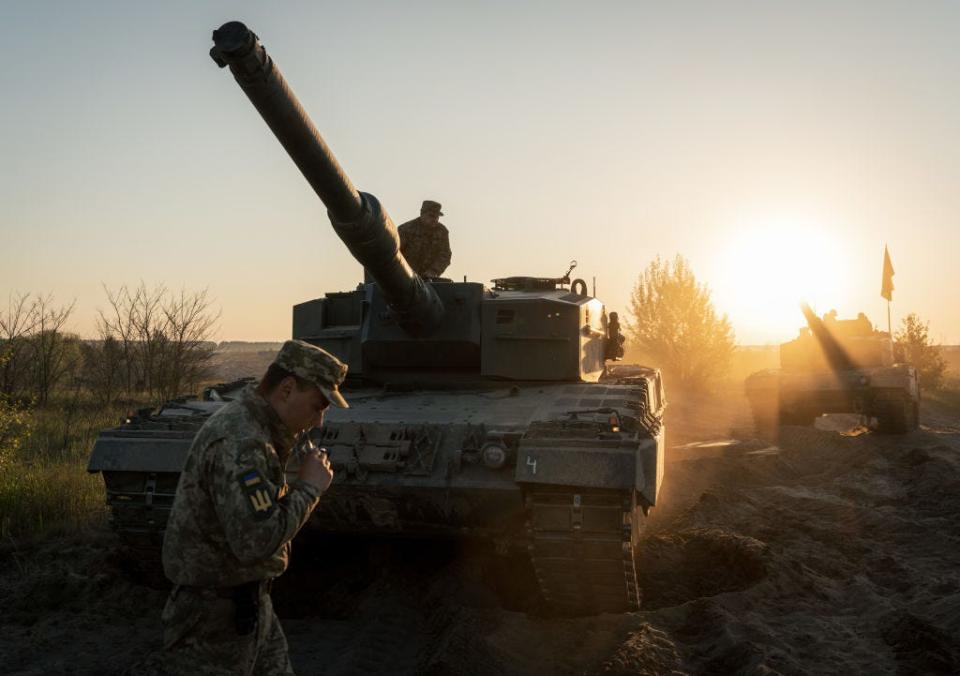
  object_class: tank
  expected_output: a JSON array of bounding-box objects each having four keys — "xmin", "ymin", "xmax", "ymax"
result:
[
  {"xmin": 85, "ymin": 21, "xmax": 666, "ymax": 615},
  {"xmin": 744, "ymin": 304, "xmax": 920, "ymax": 433}
]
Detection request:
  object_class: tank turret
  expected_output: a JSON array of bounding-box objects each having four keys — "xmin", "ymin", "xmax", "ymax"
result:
[
  {"xmin": 211, "ymin": 21, "xmax": 624, "ymax": 384},
  {"xmin": 799, "ymin": 302, "xmax": 856, "ymax": 372},
  {"xmin": 210, "ymin": 21, "xmax": 443, "ymax": 338}
]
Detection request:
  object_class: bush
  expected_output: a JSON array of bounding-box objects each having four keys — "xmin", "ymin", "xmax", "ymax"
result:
[
  {"xmin": 628, "ymin": 255, "xmax": 736, "ymax": 391},
  {"xmin": 0, "ymin": 390, "xmax": 32, "ymax": 471},
  {"xmin": 0, "ymin": 394, "xmax": 144, "ymax": 540},
  {"xmin": 894, "ymin": 313, "xmax": 948, "ymax": 391}
]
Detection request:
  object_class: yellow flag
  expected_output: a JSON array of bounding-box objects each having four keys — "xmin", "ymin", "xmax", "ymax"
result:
[{"xmin": 881, "ymin": 245, "xmax": 894, "ymax": 301}]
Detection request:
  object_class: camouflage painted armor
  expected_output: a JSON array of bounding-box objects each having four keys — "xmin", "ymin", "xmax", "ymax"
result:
[
  {"xmin": 397, "ymin": 217, "xmax": 452, "ymax": 278},
  {"xmin": 152, "ymin": 385, "xmax": 322, "ymax": 674}
]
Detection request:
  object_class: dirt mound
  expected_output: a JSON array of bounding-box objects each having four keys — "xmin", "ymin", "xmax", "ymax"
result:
[
  {"xmin": 637, "ymin": 528, "xmax": 768, "ymax": 609},
  {"xmin": 597, "ymin": 623, "xmax": 685, "ymax": 675},
  {"xmin": 0, "ymin": 528, "xmax": 168, "ymax": 675}
]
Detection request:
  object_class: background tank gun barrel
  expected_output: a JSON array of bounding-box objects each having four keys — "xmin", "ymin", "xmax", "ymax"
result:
[{"xmin": 210, "ymin": 21, "xmax": 443, "ymax": 337}]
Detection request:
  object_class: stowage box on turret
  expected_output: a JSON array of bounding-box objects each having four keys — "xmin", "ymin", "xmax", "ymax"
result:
[{"xmin": 87, "ymin": 22, "xmax": 666, "ymax": 615}]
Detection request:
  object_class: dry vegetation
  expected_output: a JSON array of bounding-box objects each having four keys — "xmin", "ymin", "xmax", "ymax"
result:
[
  {"xmin": 0, "ymin": 347, "xmax": 278, "ymax": 543},
  {"xmin": 0, "ymin": 288, "xmax": 268, "ymax": 544},
  {"xmin": 0, "ymin": 395, "xmax": 122, "ymax": 539}
]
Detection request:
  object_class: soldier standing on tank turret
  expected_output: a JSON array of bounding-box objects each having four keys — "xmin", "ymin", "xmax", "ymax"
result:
[
  {"xmin": 398, "ymin": 199, "xmax": 452, "ymax": 278},
  {"xmin": 138, "ymin": 340, "xmax": 348, "ymax": 675}
]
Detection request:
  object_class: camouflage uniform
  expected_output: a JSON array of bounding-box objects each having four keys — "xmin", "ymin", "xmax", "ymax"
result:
[
  {"xmin": 139, "ymin": 341, "xmax": 347, "ymax": 675},
  {"xmin": 398, "ymin": 200, "xmax": 452, "ymax": 278}
]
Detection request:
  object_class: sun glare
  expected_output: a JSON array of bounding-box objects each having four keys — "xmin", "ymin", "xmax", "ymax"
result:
[{"xmin": 713, "ymin": 215, "xmax": 850, "ymax": 344}]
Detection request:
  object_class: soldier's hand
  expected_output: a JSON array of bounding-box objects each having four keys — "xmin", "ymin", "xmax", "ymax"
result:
[{"xmin": 298, "ymin": 448, "xmax": 334, "ymax": 493}]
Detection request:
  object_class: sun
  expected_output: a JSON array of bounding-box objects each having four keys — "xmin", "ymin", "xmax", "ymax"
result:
[{"xmin": 712, "ymin": 214, "xmax": 851, "ymax": 344}]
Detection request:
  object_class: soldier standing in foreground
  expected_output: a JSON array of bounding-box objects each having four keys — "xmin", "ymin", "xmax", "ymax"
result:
[
  {"xmin": 141, "ymin": 340, "xmax": 348, "ymax": 675},
  {"xmin": 397, "ymin": 199, "xmax": 452, "ymax": 278}
]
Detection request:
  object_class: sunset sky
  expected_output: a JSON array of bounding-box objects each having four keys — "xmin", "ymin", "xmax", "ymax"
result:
[{"xmin": 2, "ymin": 1, "xmax": 958, "ymax": 344}]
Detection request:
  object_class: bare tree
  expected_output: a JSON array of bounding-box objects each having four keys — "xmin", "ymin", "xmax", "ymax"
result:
[
  {"xmin": 628, "ymin": 254, "xmax": 735, "ymax": 391},
  {"xmin": 30, "ymin": 295, "xmax": 78, "ymax": 405},
  {"xmin": 80, "ymin": 336, "xmax": 125, "ymax": 406},
  {"xmin": 97, "ymin": 283, "xmax": 220, "ymax": 402},
  {"xmin": 98, "ymin": 283, "xmax": 167, "ymax": 396},
  {"xmin": 0, "ymin": 293, "xmax": 39, "ymax": 397},
  {"xmin": 130, "ymin": 283, "xmax": 168, "ymax": 396},
  {"xmin": 98, "ymin": 284, "xmax": 139, "ymax": 392},
  {"xmin": 157, "ymin": 288, "xmax": 219, "ymax": 401}
]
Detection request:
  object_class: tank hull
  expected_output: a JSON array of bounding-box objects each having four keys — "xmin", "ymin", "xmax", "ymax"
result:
[
  {"xmin": 88, "ymin": 377, "xmax": 665, "ymax": 614},
  {"xmin": 744, "ymin": 364, "xmax": 920, "ymax": 432}
]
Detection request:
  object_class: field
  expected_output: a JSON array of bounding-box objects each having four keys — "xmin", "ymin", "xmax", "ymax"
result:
[
  {"xmin": 1, "ymin": 366, "xmax": 959, "ymax": 674},
  {"xmin": 0, "ymin": 347, "xmax": 280, "ymax": 542}
]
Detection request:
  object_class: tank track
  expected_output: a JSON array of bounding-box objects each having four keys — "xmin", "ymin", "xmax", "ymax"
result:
[
  {"xmin": 102, "ymin": 471, "xmax": 177, "ymax": 586},
  {"xmin": 525, "ymin": 487, "xmax": 640, "ymax": 614},
  {"xmin": 110, "ymin": 509, "xmax": 168, "ymax": 586},
  {"xmin": 874, "ymin": 389, "xmax": 920, "ymax": 434},
  {"xmin": 96, "ymin": 405, "xmax": 216, "ymax": 585}
]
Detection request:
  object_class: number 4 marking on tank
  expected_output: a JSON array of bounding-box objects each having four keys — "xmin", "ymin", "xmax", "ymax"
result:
[{"xmin": 526, "ymin": 456, "xmax": 537, "ymax": 475}]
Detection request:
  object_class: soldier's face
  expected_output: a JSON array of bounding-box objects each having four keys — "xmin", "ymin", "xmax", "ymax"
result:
[
  {"xmin": 274, "ymin": 379, "xmax": 330, "ymax": 434},
  {"xmin": 421, "ymin": 212, "xmax": 440, "ymax": 226}
]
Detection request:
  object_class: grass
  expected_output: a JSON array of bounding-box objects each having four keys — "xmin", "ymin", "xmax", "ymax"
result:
[
  {"xmin": 0, "ymin": 393, "xmax": 150, "ymax": 541},
  {"xmin": 0, "ymin": 457, "xmax": 105, "ymax": 540}
]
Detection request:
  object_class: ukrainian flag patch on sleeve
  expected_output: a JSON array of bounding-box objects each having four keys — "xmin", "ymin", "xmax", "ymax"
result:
[{"xmin": 238, "ymin": 469, "xmax": 275, "ymax": 520}]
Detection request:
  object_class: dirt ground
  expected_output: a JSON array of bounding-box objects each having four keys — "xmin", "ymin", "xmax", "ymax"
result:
[{"xmin": 2, "ymin": 391, "xmax": 959, "ymax": 675}]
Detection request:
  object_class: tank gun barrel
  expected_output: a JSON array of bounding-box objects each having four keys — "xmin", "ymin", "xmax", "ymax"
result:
[
  {"xmin": 210, "ymin": 22, "xmax": 360, "ymax": 222},
  {"xmin": 210, "ymin": 21, "xmax": 443, "ymax": 336}
]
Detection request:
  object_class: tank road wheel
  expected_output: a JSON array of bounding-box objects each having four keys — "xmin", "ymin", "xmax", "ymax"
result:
[
  {"xmin": 111, "ymin": 517, "xmax": 168, "ymax": 587},
  {"xmin": 525, "ymin": 488, "xmax": 641, "ymax": 615},
  {"xmin": 874, "ymin": 391, "xmax": 919, "ymax": 434}
]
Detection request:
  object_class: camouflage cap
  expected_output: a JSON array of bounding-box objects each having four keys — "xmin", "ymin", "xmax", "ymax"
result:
[
  {"xmin": 272, "ymin": 340, "xmax": 349, "ymax": 408},
  {"xmin": 420, "ymin": 200, "xmax": 443, "ymax": 216}
]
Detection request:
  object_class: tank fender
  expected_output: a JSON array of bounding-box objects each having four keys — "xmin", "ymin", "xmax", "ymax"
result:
[
  {"xmin": 638, "ymin": 434, "xmax": 664, "ymax": 508},
  {"xmin": 87, "ymin": 435, "xmax": 195, "ymax": 474},
  {"xmin": 869, "ymin": 364, "xmax": 920, "ymax": 395},
  {"xmin": 515, "ymin": 436, "xmax": 661, "ymax": 505}
]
